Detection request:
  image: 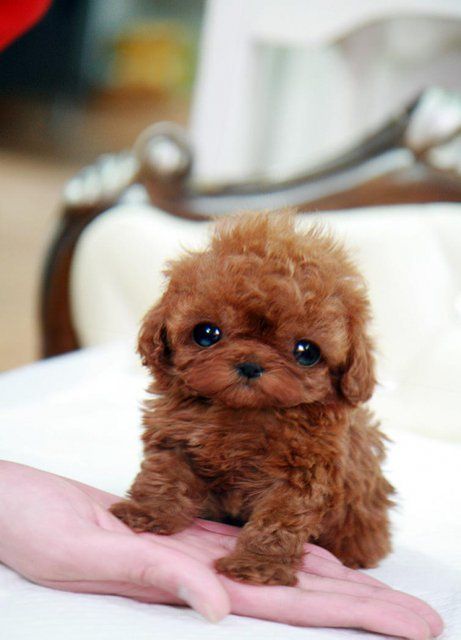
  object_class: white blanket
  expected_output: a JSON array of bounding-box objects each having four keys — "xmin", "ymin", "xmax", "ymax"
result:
[{"xmin": 0, "ymin": 342, "xmax": 460, "ymax": 639}]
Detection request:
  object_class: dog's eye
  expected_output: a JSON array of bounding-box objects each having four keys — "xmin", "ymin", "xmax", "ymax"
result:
[
  {"xmin": 293, "ymin": 339, "xmax": 321, "ymax": 366},
  {"xmin": 193, "ymin": 322, "xmax": 222, "ymax": 347}
]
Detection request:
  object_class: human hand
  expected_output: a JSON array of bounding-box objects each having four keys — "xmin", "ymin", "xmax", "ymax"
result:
[{"xmin": 0, "ymin": 461, "xmax": 442, "ymax": 639}]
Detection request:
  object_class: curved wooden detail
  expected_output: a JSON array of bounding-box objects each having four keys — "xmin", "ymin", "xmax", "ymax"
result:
[
  {"xmin": 40, "ymin": 204, "xmax": 112, "ymax": 358},
  {"xmin": 40, "ymin": 92, "xmax": 461, "ymax": 358},
  {"xmin": 40, "ymin": 163, "xmax": 461, "ymax": 359},
  {"xmin": 142, "ymin": 158, "xmax": 461, "ymax": 221}
]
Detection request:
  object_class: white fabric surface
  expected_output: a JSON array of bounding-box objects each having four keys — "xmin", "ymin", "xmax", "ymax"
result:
[
  {"xmin": 71, "ymin": 202, "xmax": 461, "ymax": 441},
  {"xmin": 0, "ymin": 342, "xmax": 460, "ymax": 639}
]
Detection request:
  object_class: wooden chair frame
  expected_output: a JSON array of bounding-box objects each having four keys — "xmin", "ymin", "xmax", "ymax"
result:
[{"xmin": 40, "ymin": 91, "xmax": 461, "ymax": 358}]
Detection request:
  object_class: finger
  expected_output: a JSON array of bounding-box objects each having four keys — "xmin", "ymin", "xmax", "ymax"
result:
[
  {"xmin": 155, "ymin": 527, "xmax": 336, "ymax": 569},
  {"xmin": 184, "ymin": 523, "xmax": 239, "ymax": 552},
  {"xmin": 146, "ymin": 530, "xmax": 440, "ymax": 636},
  {"xmin": 296, "ymin": 573, "xmax": 443, "ymax": 637},
  {"xmin": 195, "ymin": 519, "xmax": 241, "ymax": 536},
  {"xmin": 196, "ymin": 520, "xmax": 344, "ymax": 565},
  {"xmin": 224, "ymin": 579, "xmax": 432, "ymax": 640},
  {"xmin": 75, "ymin": 531, "xmax": 230, "ymax": 622},
  {"xmin": 137, "ymin": 529, "xmax": 230, "ymax": 565},
  {"xmin": 147, "ymin": 530, "xmax": 441, "ymax": 637},
  {"xmin": 303, "ymin": 543, "xmax": 342, "ymax": 564},
  {"xmin": 190, "ymin": 522, "xmax": 386, "ymax": 590},
  {"xmin": 301, "ymin": 552, "xmax": 390, "ymax": 588}
]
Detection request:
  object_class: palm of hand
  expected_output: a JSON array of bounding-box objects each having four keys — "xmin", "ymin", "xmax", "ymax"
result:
[{"xmin": 0, "ymin": 462, "xmax": 442, "ymax": 639}]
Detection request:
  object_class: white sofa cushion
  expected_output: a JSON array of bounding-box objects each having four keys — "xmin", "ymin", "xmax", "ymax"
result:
[{"xmin": 71, "ymin": 202, "xmax": 461, "ymax": 441}]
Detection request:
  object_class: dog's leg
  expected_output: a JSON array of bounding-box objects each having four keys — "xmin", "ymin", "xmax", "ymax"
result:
[
  {"xmin": 110, "ymin": 449, "xmax": 207, "ymax": 534},
  {"xmin": 215, "ymin": 483, "xmax": 325, "ymax": 586},
  {"xmin": 318, "ymin": 422, "xmax": 394, "ymax": 568},
  {"xmin": 318, "ymin": 495, "xmax": 392, "ymax": 569}
]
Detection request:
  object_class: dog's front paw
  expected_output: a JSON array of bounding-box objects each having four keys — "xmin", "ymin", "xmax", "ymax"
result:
[
  {"xmin": 215, "ymin": 552, "xmax": 298, "ymax": 586},
  {"xmin": 110, "ymin": 500, "xmax": 189, "ymax": 534}
]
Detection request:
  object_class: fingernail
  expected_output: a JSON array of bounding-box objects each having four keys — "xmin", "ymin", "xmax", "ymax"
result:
[{"xmin": 177, "ymin": 586, "xmax": 222, "ymax": 623}]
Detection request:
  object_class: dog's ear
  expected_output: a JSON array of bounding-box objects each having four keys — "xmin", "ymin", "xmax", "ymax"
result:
[
  {"xmin": 340, "ymin": 321, "xmax": 376, "ymax": 406},
  {"xmin": 137, "ymin": 299, "xmax": 172, "ymax": 376}
]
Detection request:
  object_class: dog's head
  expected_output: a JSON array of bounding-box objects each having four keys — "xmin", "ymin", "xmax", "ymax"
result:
[{"xmin": 139, "ymin": 213, "xmax": 375, "ymax": 409}]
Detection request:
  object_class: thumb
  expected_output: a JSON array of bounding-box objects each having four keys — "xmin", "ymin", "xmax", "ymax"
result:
[{"xmin": 77, "ymin": 530, "xmax": 230, "ymax": 622}]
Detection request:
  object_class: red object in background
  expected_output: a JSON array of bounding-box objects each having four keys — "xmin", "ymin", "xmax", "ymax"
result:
[{"xmin": 0, "ymin": 0, "xmax": 52, "ymax": 51}]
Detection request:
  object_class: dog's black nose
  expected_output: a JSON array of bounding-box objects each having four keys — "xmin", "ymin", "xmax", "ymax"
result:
[{"xmin": 236, "ymin": 362, "xmax": 264, "ymax": 379}]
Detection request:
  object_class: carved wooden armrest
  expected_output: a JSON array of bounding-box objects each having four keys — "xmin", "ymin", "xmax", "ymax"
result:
[{"xmin": 40, "ymin": 87, "xmax": 461, "ymax": 358}]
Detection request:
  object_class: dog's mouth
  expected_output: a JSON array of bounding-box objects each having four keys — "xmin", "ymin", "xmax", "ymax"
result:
[
  {"xmin": 183, "ymin": 366, "xmax": 307, "ymax": 409},
  {"xmin": 207, "ymin": 382, "xmax": 278, "ymax": 409}
]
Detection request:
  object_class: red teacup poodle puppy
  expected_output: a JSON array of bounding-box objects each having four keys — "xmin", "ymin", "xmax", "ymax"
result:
[{"xmin": 111, "ymin": 212, "xmax": 395, "ymax": 586}]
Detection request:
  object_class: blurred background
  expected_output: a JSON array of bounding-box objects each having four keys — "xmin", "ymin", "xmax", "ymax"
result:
[
  {"xmin": 2, "ymin": 0, "xmax": 461, "ymax": 371},
  {"xmin": 0, "ymin": 0, "xmax": 205, "ymax": 370}
]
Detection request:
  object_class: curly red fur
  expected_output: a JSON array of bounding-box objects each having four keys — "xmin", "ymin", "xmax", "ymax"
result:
[{"xmin": 111, "ymin": 212, "xmax": 395, "ymax": 586}]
